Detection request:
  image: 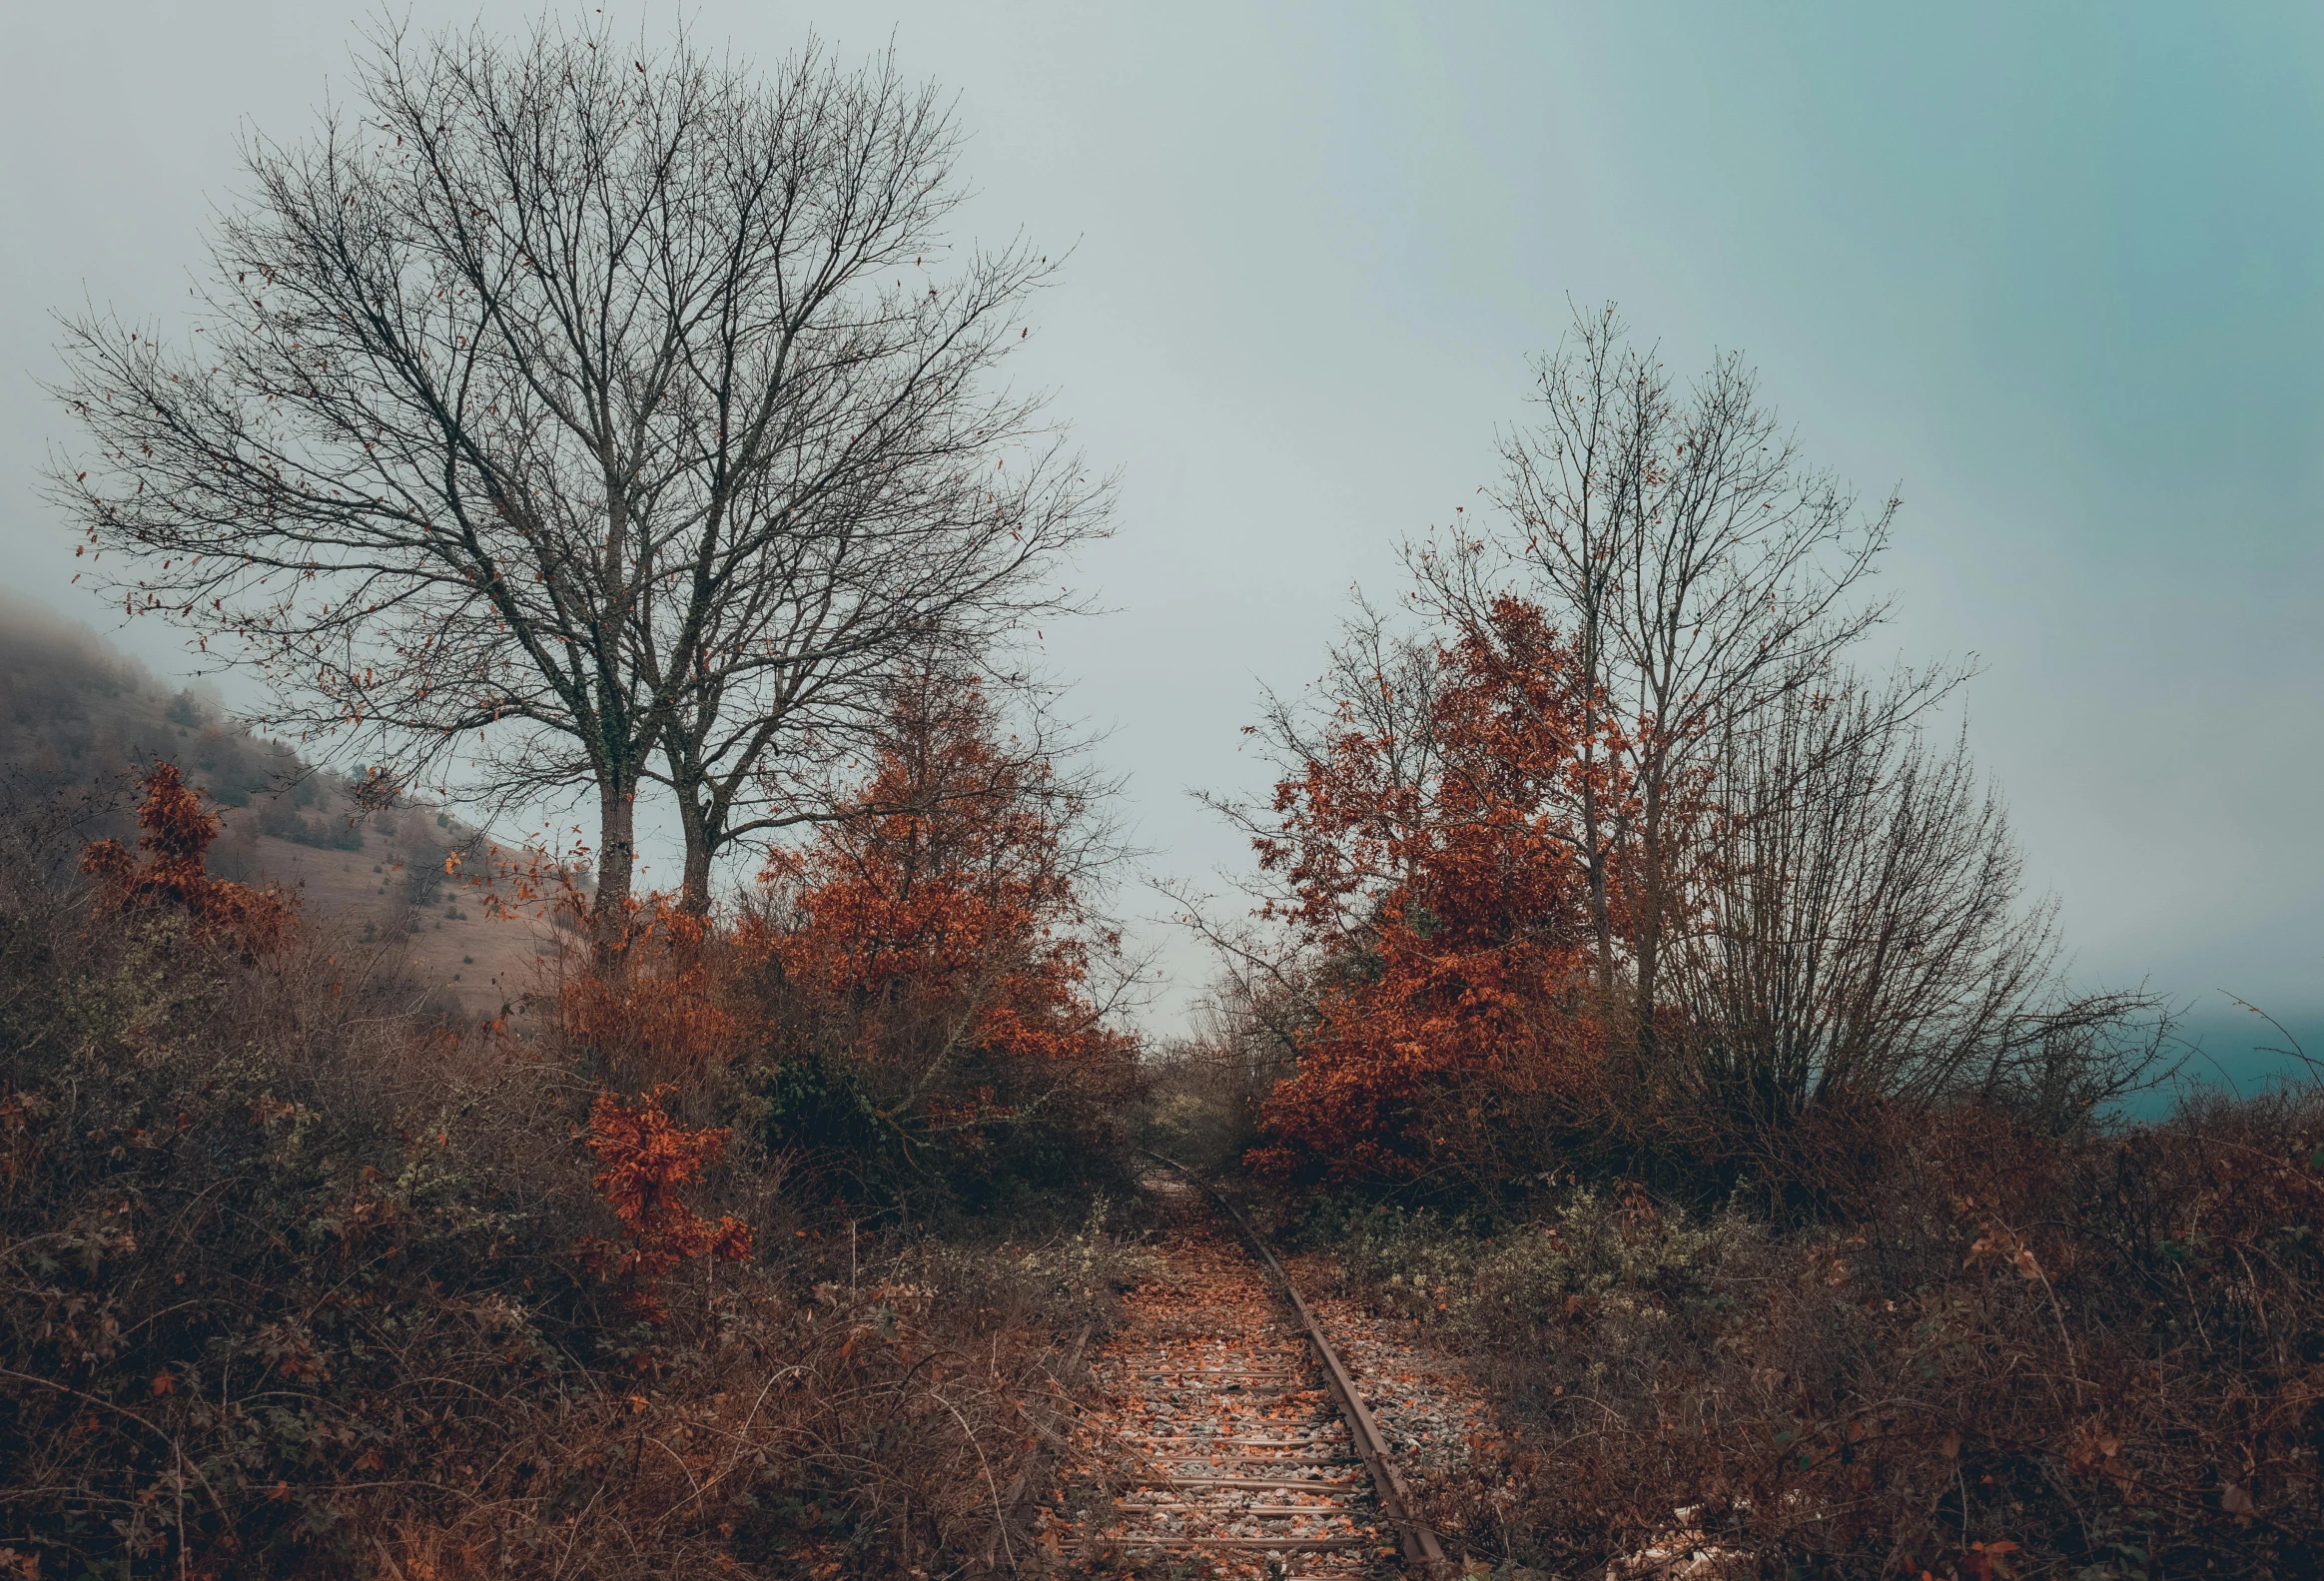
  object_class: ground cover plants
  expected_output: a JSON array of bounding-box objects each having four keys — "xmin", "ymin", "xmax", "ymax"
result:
[
  {"xmin": 1283, "ymin": 1094, "xmax": 2324, "ymax": 1578},
  {"xmin": 0, "ymin": 733, "xmax": 1150, "ymax": 1578}
]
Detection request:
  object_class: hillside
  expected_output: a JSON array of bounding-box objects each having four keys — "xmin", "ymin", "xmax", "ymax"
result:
[{"xmin": 0, "ymin": 595, "xmax": 563, "ymax": 1014}]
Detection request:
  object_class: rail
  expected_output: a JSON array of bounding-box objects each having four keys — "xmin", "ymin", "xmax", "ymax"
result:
[{"xmin": 1138, "ymin": 1149, "xmax": 1447, "ymax": 1569}]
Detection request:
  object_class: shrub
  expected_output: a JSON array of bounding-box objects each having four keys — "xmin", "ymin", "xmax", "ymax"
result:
[
  {"xmin": 0, "ymin": 766, "xmax": 1131, "ymax": 1577},
  {"xmin": 1241, "ymin": 597, "xmax": 1616, "ymax": 1187},
  {"xmin": 1303, "ymin": 1099, "xmax": 2324, "ymax": 1579},
  {"xmin": 742, "ymin": 668, "xmax": 1144, "ymax": 1213},
  {"xmin": 573, "ymin": 1085, "xmax": 753, "ymax": 1321},
  {"xmin": 78, "ymin": 760, "xmax": 292, "ymax": 950}
]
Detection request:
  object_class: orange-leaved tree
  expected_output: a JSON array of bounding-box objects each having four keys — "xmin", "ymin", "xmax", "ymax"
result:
[
  {"xmin": 80, "ymin": 761, "xmax": 292, "ymax": 952},
  {"xmin": 575, "ymin": 1085, "xmax": 752, "ymax": 1320},
  {"xmin": 1247, "ymin": 597, "xmax": 1625, "ymax": 1184},
  {"xmin": 757, "ymin": 667, "xmax": 1138, "ymax": 1196}
]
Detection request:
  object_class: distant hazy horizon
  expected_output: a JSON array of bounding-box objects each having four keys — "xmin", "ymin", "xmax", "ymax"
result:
[{"xmin": 5, "ymin": 3, "xmax": 2319, "ymax": 1048}]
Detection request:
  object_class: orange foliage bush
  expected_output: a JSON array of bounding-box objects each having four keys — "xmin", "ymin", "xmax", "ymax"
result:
[
  {"xmin": 558, "ymin": 902, "xmax": 749, "ymax": 1084},
  {"xmin": 541, "ymin": 669, "xmax": 1136, "ymax": 1209},
  {"xmin": 768, "ymin": 670, "xmax": 1126, "ymax": 1069},
  {"xmin": 1250, "ymin": 598, "xmax": 1625, "ymax": 1183},
  {"xmin": 574, "ymin": 1085, "xmax": 752, "ymax": 1319},
  {"xmin": 756, "ymin": 668, "xmax": 1139, "ymax": 1194},
  {"xmin": 79, "ymin": 760, "xmax": 291, "ymax": 949}
]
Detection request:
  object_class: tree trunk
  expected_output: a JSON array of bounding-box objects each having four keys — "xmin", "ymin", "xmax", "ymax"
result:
[
  {"xmin": 594, "ymin": 779, "xmax": 639, "ymax": 970},
  {"xmin": 1581, "ymin": 754, "xmax": 1616, "ymax": 996},
  {"xmin": 1630, "ymin": 774, "xmax": 1666, "ymax": 1071},
  {"xmin": 677, "ymin": 793, "xmax": 715, "ymax": 917}
]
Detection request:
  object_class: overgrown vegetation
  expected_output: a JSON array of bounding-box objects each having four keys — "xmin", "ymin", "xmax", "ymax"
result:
[
  {"xmin": 0, "ymin": 739, "xmax": 1148, "ymax": 1577},
  {"xmin": 13, "ymin": 9, "xmax": 2318, "ymax": 1577},
  {"xmin": 1285, "ymin": 1094, "xmax": 2324, "ymax": 1578},
  {"xmin": 1161, "ymin": 308, "xmax": 2323, "ymax": 1577}
]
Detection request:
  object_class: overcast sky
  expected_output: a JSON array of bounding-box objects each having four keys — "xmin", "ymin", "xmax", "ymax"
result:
[{"xmin": 5, "ymin": 3, "xmax": 2321, "ymax": 1073}]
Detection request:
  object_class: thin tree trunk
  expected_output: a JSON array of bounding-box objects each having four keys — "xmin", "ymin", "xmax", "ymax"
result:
[
  {"xmin": 1631, "ymin": 773, "xmax": 1666, "ymax": 1070},
  {"xmin": 1581, "ymin": 743, "xmax": 1616, "ymax": 996}
]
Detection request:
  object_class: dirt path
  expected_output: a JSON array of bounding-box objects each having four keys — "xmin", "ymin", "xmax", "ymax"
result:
[{"xmin": 1029, "ymin": 1180, "xmax": 1416, "ymax": 1577}]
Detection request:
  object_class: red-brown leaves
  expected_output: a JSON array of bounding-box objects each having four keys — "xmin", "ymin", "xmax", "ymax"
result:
[
  {"xmin": 743, "ymin": 668, "xmax": 1138, "ymax": 1195},
  {"xmin": 80, "ymin": 761, "xmax": 292, "ymax": 951},
  {"xmin": 1251, "ymin": 599, "xmax": 1624, "ymax": 1182},
  {"xmin": 559, "ymin": 902, "xmax": 748, "ymax": 1084},
  {"xmin": 767, "ymin": 669, "xmax": 1131, "ymax": 1076},
  {"xmin": 575, "ymin": 1084, "xmax": 751, "ymax": 1320}
]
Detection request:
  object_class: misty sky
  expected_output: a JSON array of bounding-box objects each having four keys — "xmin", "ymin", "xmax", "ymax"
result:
[{"xmin": 4, "ymin": 3, "xmax": 2321, "ymax": 1073}]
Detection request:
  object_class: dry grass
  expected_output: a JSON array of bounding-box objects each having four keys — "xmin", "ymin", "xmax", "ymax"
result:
[
  {"xmin": 0, "ymin": 803, "xmax": 1143, "ymax": 1578},
  {"xmin": 235, "ymin": 821, "xmax": 562, "ymax": 1018},
  {"xmin": 1295, "ymin": 1098, "xmax": 2324, "ymax": 1579}
]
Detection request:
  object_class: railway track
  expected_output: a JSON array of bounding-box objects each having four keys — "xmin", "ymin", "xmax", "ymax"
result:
[{"xmin": 1031, "ymin": 1158, "xmax": 1445, "ymax": 1576}]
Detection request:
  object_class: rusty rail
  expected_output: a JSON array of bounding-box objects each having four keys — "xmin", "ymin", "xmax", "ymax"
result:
[{"xmin": 1139, "ymin": 1149, "xmax": 1447, "ymax": 1569}]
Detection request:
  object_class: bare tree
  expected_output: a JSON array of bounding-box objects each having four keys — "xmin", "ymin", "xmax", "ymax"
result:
[
  {"xmin": 1422, "ymin": 304, "xmax": 1920, "ymax": 1050},
  {"xmin": 1668, "ymin": 675, "xmax": 2168, "ymax": 1143},
  {"xmin": 48, "ymin": 17, "xmax": 1105, "ymax": 952}
]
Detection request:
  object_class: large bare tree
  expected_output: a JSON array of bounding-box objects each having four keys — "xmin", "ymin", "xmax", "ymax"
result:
[{"xmin": 48, "ymin": 18, "xmax": 1105, "ymax": 948}]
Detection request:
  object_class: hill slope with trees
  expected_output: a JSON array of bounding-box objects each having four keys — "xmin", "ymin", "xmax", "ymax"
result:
[{"xmin": 1, "ymin": 595, "xmax": 555, "ymax": 1014}]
